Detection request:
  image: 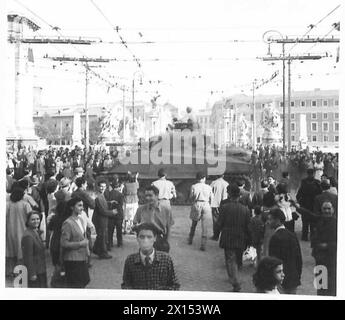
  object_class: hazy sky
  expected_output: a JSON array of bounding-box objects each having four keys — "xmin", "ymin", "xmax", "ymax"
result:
[{"xmin": 6, "ymin": 0, "xmax": 341, "ymax": 110}]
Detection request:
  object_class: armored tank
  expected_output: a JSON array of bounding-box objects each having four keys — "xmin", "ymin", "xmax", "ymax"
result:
[{"xmin": 102, "ymin": 120, "xmax": 252, "ymax": 204}]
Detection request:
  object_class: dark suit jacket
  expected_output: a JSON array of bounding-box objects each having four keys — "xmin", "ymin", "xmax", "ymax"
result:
[
  {"xmin": 92, "ymin": 193, "xmax": 116, "ymax": 229},
  {"xmin": 239, "ymin": 188, "xmax": 252, "ymax": 209},
  {"xmin": 104, "ymin": 189, "xmax": 124, "ymax": 219},
  {"xmin": 45, "ymin": 157, "xmax": 56, "ymax": 173},
  {"xmin": 21, "ymin": 229, "xmax": 46, "ymax": 278},
  {"xmin": 92, "ymin": 161, "xmax": 104, "ymax": 174},
  {"xmin": 73, "ymin": 159, "xmax": 85, "ymax": 170},
  {"xmin": 313, "ymin": 191, "xmax": 338, "ymax": 216},
  {"xmin": 296, "ymin": 178, "xmax": 322, "ymax": 211},
  {"xmin": 72, "ymin": 188, "xmax": 95, "ymax": 215},
  {"xmin": 218, "ymin": 200, "xmax": 251, "ymax": 250},
  {"xmin": 269, "ymin": 228, "xmax": 302, "ymax": 290}
]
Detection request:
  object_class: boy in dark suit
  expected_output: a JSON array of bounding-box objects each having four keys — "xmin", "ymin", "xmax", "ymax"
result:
[{"xmin": 268, "ymin": 208, "xmax": 302, "ymax": 294}]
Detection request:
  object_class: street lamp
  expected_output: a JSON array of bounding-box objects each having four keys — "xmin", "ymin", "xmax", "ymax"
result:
[
  {"xmin": 132, "ymin": 70, "xmax": 144, "ymax": 130},
  {"xmin": 262, "ymin": 30, "xmax": 286, "ymax": 152}
]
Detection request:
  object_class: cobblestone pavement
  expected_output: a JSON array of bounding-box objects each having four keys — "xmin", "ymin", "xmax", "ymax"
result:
[{"xmin": 7, "ymin": 206, "xmax": 317, "ymax": 295}]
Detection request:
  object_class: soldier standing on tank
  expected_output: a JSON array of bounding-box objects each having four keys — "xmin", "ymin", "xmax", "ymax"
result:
[
  {"xmin": 188, "ymin": 172, "xmax": 213, "ymax": 251},
  {"xmin": 152, "ymin": 168, "xmax": 176, "ymax": 209}
]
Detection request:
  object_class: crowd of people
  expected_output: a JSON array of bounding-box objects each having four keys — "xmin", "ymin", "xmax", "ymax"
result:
[
  {"xmin": 5, "ymin": 143, "xmax": 338, "ymax": 295},
  {"xmin": 250, "ymin": 144, "xmax": 338, "ymax": 193}
]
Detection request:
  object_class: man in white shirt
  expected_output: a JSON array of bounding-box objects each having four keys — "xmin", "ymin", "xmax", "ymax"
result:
[
  {"xmin": 188, "ymin": 172, "xmax": 213, "ymax": 251},
  {"xmin": 210, "ymin": 173, "xmax": 228, "ymax": 241},
  {"xmin": 152, "ymin": 168, "xmax": 176, "ymax": 209}
]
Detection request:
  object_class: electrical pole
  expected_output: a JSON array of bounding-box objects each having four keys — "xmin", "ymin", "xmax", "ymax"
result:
[
  {"xmin": 252, "ymin": 80, "xmax": 257, "ymax": 150},
  {"xmin": 261, "ymin": 54, "xmax": 323, "ymax": 152},
  {"xmin": 85, "ymin": 64, "xmax": 89, "ymax": 151},
  {"xmin": 287, "ymin": 59, "xmax": 292, "ymax": 152},
  {"xmin": 132, "ymin": 78, "xmax": 135, "ymax": 130},
  {"xmin": 122, "ymin": 86, "xmax": 126, "ymax": 142},
  {"xmin": 282, "ymin": 43, "xmax": 286, "ymax": 152},
  {"xmin": 45, "ymin": 56, "xmax": 114, "ymax": 149},
  {"xmin": 261, "ymin": 33, "xmax": 339, "ymax": 152}
]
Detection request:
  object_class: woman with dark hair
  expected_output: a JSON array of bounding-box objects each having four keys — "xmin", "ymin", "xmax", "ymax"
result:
[
  {"xmin": 253, "ymin": 256, "xmax": 284, "ymax": 294},
  {"xmin": 275, "ymin": 184, "xmax": 299, "ymax": 233},
  {"xmin": 60, "ymin": 197, "xmax": 90, "ymax": 288},
  {"xmin": 6, "ymin": 188, "xmax": 32, "ymax": 276},
  {"xmin": 21, "ymin": 211, "xmax": 47, "ymax": 288},
  {"xmin": 123, "ymin": 172, "xmax": 139, "ymax": 234}
]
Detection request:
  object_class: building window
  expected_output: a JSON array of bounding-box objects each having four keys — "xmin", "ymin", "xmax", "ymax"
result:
[
  {"xmin": 323, "ymin": 113, "xmax": 328, "ymax": 120},
  {"xmin": 323, "ymin": 135, "xmax": 329, "ymax": 142},
  {"xmin": 291, "ymin": 135, "xmax": 295, "ymax": 142},
  {"xmin": 335, "ymin": 136, "xmax": 339, "ymax": 142},
  {"xmin": 334, "ymin": 112, "xmax": 339, "ymax": 119},
  {"xmin": 312, "ymin": 135, "xmax": 317, "ymax": 142},
  {"xmin": 322, "ymin": 122, "xmax": 329, "ymax": 132},
  {"xmin": 311, "ymin": 122, "xmax": 318, "ymax": 132},
  {"xmin": 311, "ymin": 113, "xmax": 317, "ymax": 120},
  {"xmin": 66, "ymin": 123, "xmax": 69, "ymax": 128},
  {"xmin": 301, "ymin": 101, "xmax": 306, "ymax": 107},
  {"xmin": 291, "ymin": 122, "xmax": 296, "ymax": 132},
  {"xmin": 323, "ymin": 100, "xmax": 328, "ymax": 107},
  {"xmin": 54, "ymin": 124, "xmax": 57, "ymax": 128},
  {"xmin": 312, "ymin": 100, "xmax": 317, "ymax": 107},
  {"xmin": 291, "ymin": 113, "xmax": 295, "ymax": 120},
  {"xmin": 250, "ymin": 114, "xmax": 254, "ymax": 121},
  {"xmin": 334, "ymin": 122, "xmax": 339, "ymax": 131},
  {"xmin": 290, "ymin": 101, "xmax": 295, "ymax": 107},
  {"xmin": 335, "ymin": 100, "xmax": 339, "ymax": 106},
  {"xmin": 280, "ymin": 102, "xmax": 284, "ymax": 107}
]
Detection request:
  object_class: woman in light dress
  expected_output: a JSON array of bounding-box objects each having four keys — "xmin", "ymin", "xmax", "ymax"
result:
[
  {"xmin": 6, "ymin": 187, "xmax": 32, "ymax": 276},
  {"xmin": 314, "ymin": 156, "xmax": 324, "ymax": 181}
]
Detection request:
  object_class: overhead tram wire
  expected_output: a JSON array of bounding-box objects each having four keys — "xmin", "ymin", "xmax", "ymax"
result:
[
  {"xmin": 13, "ymin": 0, "xmax": 123, "ymax": 90},
  {"xmin": 303, "ymin": 24, "xmax": 340, "ymax": 55},
  {"xmin": 89, "ymin": 0, "xmax": 142, "ymax": 68},
  {"xmin": 286, "ymin": 4, "xmax": 341, "ymax": 54}
]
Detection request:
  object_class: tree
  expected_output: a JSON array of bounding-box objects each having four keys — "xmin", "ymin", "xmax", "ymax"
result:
[{"xmin": 34, "ymin": 113, "xmax": 71, "ymax": 144}]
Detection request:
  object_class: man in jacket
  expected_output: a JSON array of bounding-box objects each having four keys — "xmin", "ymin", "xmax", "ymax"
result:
[
  {"xmin": 217, "ymin": 184, "xmax": 251, "ymax": 292},
  {"xmin": 121, "ymin": 223, "xmax": 180, "ymax": 290},
  {"xmin": 71, "ymin": 177, "xmax": 95, "ymax": 215},
  {"xmin": 251, "ymin": 179, "xmax": 269, "ymax": 208},
  {"xmin": 313, "ymin": 179, "xmax": 338, "ymax": 216},
  {"xmin": 92, "ymin": 180, "xmax": 118, "ymax": 259},
  {"xmin": 237, "ymin": 179, "xmax": 252, "ymax": 210},
  {"xmin": 296, "ymin": 168, "xmax": 322, "ymax": 241},
  {"xmin": 268, "ymin": 208, "xmax": 302, "ymax": 294},
  {"xmin": 104, "ymin": 177, "xmax": 124, "ymax": 248},
  {"xmin": 311, "ymin": 201, "xmax": 337, "ymax": 296}
]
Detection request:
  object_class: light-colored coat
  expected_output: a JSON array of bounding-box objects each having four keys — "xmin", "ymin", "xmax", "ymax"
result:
[{"xmin": 60, "ymin": 216, "xmax": 88, "ymax": 262}]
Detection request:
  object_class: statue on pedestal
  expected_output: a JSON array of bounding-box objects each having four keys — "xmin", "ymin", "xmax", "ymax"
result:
[
  {"xmin": 100, "ymin": 107, "xmax": 121, "ymax": 143},
  {"xmin": 261, "ymin": 103, "xmax": 282, "ymax": 146},
  {"xmin": 238, "ymin": 113, "xmax": 249, "ymax": 146}
]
